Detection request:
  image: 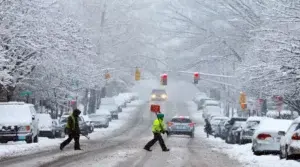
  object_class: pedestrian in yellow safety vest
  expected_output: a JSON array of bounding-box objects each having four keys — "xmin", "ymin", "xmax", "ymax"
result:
[
  {"xmin": 60, "ymin": 109, "xmax": 82, "ymax": 150},
  {"xmin": 144, "ymin": 113, "xmax": 170, "ymax": 152}
]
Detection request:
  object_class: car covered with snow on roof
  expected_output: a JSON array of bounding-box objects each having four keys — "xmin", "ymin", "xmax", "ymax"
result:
[
  {"xmin": 279, "ymin": 117, "xmax": 300, "ymax": 159},
  {"xmin": 36, "ymin": 113, "xmax": 56, "ymax": 138},
  {"xmin": 239, "ymin": 117, "xmax": 266, "ymax": 144},
  {"xmin": 0, "ymin": 102, "xmax": 39, "ymax": 144},
  {"xmin": 167, "ymin": 116, "xmax": 195, "ymax": 138},
  {"xmin": 252, "ymin": 118, "xmax": 293, "ymax": 155}
]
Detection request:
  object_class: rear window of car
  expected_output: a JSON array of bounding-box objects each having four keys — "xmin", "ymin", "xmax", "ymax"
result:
[{"xmin": 171, "ymin": 118, "xmax": 192, "ymax": 123}]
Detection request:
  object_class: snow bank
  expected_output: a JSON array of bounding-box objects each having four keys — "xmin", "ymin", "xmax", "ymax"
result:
[{"xmin": 189, "ymin": 102, "xmax": 300, "ymax": 167}]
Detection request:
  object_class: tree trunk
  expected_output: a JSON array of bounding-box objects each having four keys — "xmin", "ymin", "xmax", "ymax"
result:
[
  {"xmin": 88, "ymin": 89, "xmax": 96, "ymax": 114},
  {"xmin": 83, "ymin": 89, "xmax": 89, "ymax": 115}
]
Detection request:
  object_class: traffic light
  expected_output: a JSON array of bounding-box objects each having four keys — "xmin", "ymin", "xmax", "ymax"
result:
[
  {"xmin": 135, "ymin": 68, "xmax": 141, "ymax": 81},
  {"xmin": 194, "ymin": 72, "xmax": 199, "ymax": 84},
  {"xmin": 161, "ymin": 73, "xmax": 167, "ymax": 85},
  {"xmin": 239, "ymin": 92, "xmax": 247, "ymax": 110}
]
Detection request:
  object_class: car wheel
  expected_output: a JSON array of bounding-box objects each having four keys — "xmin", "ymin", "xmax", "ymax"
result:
[
  {"xmin": 0, "ymin": 140, "xmax": 8, "ymax": 143},
  {"xmin": 33, "ymin": 135, "xmax": 38, "ymax": 143},
  {"xmin": 279, "ymin": 148, "xmax": 284, "ymax": 159},
  {"xmin": 26, "ymin": 136, "xmax": 33, "ymax": 144},
  {"xmin": 253, "ymin": 151, "xmax": 262, "ymax": 156},
  {"xmin": 286, "ymin": 147, "xmax": 293, "ymax": 160}
]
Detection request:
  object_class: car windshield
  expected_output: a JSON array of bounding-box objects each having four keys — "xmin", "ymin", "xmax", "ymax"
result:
[
  {"xmin": 60, "ymin": 117, "xmax": 68, "ymax": 123},
  {"xmin": 171, "ymin": 118, "xmax": 191, "ymax": 123},
  {"xmin": 152, "ymin": 89, "xmax": 166, "ymax": 95},
  {"xmin": 246, "ymin": 121, "xmax": 260, "ymax": 129}
]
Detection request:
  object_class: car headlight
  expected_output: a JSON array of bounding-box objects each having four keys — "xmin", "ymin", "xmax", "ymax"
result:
[
  {"xmin": 161, "ymin": 94, "xmax": 167, "ymax": 99},
  {"xmin": 151, "ymin": 94, "xmax": 156, "ymax": 98},
  {"xmin": 19, "ymin": 126, "xmax": 31, "ymax": 132}
]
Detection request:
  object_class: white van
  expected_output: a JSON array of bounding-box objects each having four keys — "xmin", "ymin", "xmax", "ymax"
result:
[
  {"xmin": 0, "ymin": 102, "xmax": 39, "ymax": 143},
  {"xmin": 36, "ymin": 113, "xmax": 55, "ymax": 138}
]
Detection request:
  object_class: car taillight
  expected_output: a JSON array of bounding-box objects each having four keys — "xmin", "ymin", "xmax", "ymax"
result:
[
  {"xmin": 188, "ymin": 123, "xmax": 194, "ymax": 127},
  {"xmin": 26, "ymin": 126, "xmax": 31, "ymax": 131},
  {"xmin": 168, "ymin": 122, "xmax": 173, "ymax": 126},
  {"xmin": 257, "ymin": 133, "xmax": 272, "ymax": 140},
  {"xmin": 291, "ymin": 133, "xmax": 300, "ymax": 140}
]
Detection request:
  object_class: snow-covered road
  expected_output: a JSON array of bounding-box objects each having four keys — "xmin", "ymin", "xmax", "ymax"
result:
[{"xmin": 0, "ymin": 100, "xmax": 242, "ymax": 167}]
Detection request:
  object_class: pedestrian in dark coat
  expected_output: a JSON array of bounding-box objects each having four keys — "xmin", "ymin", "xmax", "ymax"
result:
[{"xmin": 60, "ymin": 109, "xmax": 82, "ymax": 150}]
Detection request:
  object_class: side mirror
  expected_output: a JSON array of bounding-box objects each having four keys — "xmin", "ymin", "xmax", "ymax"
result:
[
  {"xmin": 32, "ymin": 115, "xmax": 35, "ymax": 120},
  {"xmin": 278, "ymin": 131, "xmax": 286, "ymax": 136}
]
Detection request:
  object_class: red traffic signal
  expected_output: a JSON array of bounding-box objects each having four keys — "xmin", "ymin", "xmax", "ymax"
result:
[
  {"xmin": 161, "ymin": 73, "xmax": 167, "ymax": 85},
  {"xmin": 194, "ymin": 72, "xmax": 199, "ymax": 84}
]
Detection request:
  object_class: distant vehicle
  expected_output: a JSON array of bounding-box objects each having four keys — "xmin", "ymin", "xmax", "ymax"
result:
[
  {"xmin": 231, "ymin": 121, "xmax": 247, "ymax": 144},
  {"xmin": 89, "ymin": 114, "xmax": 109, "ymax": 128},
  {"xmin": 252, "ymin": 118, "xmax": 292, "ymax": 155},
  {"xmin": 210, "ymin": 117, "xmax": 229, "ymax": 137},
  {"xmin": 167, "ymin": 116, "xmax": 195, "ymax": 138},
  {"xmin": 240, "ymin": 117, "xmax": 265, "ymax": 144},
  {"xmin": 81, "ymin": 115, "xmax": 94, "ymax": 133},
  {"xmin": 100, "ymin": 97, "xmax": 120, "ymax": 119},
  {"xmin": 95, "ymin": 108, "xmax": 112, "ymax": 122},
  {"xmin": 225, "ymin": 121, "xmax": 246, "ymax": 144},
  {"xmin": 150, "ymin": 89, "xmax": 168, "ymax": 101},
  {"xmin": 203, "ymin": 100, "xmax": 222, "ymax": 119},
  {"xmin": 52, "ymin": 119, "xmax": 65, "ymax": 138},
  {"xmin": 0, "ymin": 102, "xmax": 39, "ymax": 144},
  {"xmin": 215, "ymin": 119, "xmax": 228, "ymax": 138},
  {"xmin": 279, "ymin": 117, "xmax": 300, "ymax": 159},
  {"xmin": 197, "ymin": 98, "xmax": 213, "ymax": 110},
  {"xmin": 36, "ymin": 113, "xmax": 56, "ymax": 138}
]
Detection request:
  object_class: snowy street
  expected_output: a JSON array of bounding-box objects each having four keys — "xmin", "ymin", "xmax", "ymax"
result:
[{"xmin": 0, "ymin": 101, "xmax": 241, "ymax": 167}]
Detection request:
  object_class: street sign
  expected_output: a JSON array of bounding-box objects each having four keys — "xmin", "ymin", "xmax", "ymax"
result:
[
  {"xmin": 20, "ymin": 91, "xmax": 32, "ymax": 97},
  {"xmin": 150, "ymin": 104, "xmax": 160, "ymax": 113}
]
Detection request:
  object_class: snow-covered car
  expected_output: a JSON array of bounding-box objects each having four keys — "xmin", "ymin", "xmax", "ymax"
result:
[
  {"xmin": 240, "ymin": 117, "xmax": 265, "ymax": 144},
  {"xmin": 226, "ymin": 121, "xmax": 246, "ymax": 144},
  {"xmin": 222, "ymin": 117, "xmax": 247, "ymax": 142},
  {"xmin": 89, "ymin": 114, "xmax": 109, "ymax": 128},
  {"xmin": 118, "ymin": 92, "xmax": 136, "ymax": 103},
  {"xmin": 252, "ymin": 118, "xmax": 292, "ymax": 155},
  {"xmin": 210, "ymin": 117, "xmax": 229, "ymax": 137},
  {"xmin": 197, "ymin": 98, "xmax": 213, "ymax": 110},
  {"xmin": 36, "ymin": 113, "xmax": 56, "ymax": 138},
  {"xmin": 0, "ymin": 102, "xmax": 39, "ymax": 144},
  {"xmin": 95, "ymin": 108, "xmax": 112, "ymax": 122},
  {"xmin": 100, "ymin": 97, "xmax": 120, "ymax": 120},
  {"xmin": 81, "ymin": 115, "xmax": 94, "ymax": 133},
  {"xmin": 114, "ymin": 95, "xmax": 127, "ymax": 108},
  {"xmin": 167, "ymin": 116, "xmax": 195, "ymax": 138},
  {"xmin": 150, "ymin": 89, "xmax": 168, "ymax": 101},
  {"xmin": 203, "ymin": 101, "xmax": 222, "ymax": 119},
  {"xmin": 59, "ymin": 115, "xmax": 89, "ymax": 136},
  {"xmin": 279, "ymin": 117, "xmax": 300, "ymax": 159},
  {"xmin": 52, "ymin": 119, "xmax": 65, "ymax": 138},
  {"xmin": 215, "ymin": 119, "xmax": 228, "ymax": 138}
]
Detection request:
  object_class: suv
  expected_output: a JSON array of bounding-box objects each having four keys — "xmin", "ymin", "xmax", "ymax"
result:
[
  {"xmin": 0, "ymin": 102, "xmax": 39, "ymax": 143},
  {"xmin": 150, "ymin": 89, "xmax": 168, "ymax": 101},
  {"xmin": 167, "ymin": 116, "xmax": 196, "ymax": 138}
]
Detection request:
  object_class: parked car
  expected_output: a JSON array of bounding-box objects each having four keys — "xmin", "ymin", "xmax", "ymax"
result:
[
  {"xmin": 215, "ymin": 119, "xmax": 228, "ymax": 138},
  {"xmin": 210, "ymin": 117, "xmax": 229, "ymax": 137},
  {"xmin": 100, "ymin": 97, "xmax": 120, "ymax": 120},
  {"xmin": 279, "ymin": 117, "xmax": 300, "ymax": 159},
  {"xmin": 52, "ymin": 119, "xmax": 65, "ymax": 138},
  {"xmin": 222, "ymin": 117, "xmax": 247, "ymax": 142},
  {"xmin": 114, "ymin": 95, "xmax": 127, "ymax": 108},
  {"xmin": 119, "ymin": 92, "xmax": 136, "ymax": 103},
  {"xmin": 252, "ymin": 118, "xmax": 292, "ymax": 155},
  {"xmin": 226, "ymin": 121, "xmax": 246, "ymax": 144},
  {"xmin": 198, "ymin": 98, "xmax": 213, "ymax": 110},
  {"xmin": 89, "ymin": 114, "xmax": 109, "ymax": 128},
  {"xmin": 167, "ymin": 116, "xmax": 195, "ymax": 138},
  {"xmin": 36, "ymin": 113, "xmax": 56, "ymax": 138},
  {"xmin": 81, "ymin": 115, "xmax": 94, "ymax": 133},
  {"xmin": 0, "ymin": 102, "xmax": 39, "ymax": 144},
  {"xmin": 203, "ymin": 101, "xmax": 222, "ymax": 119},
  {"xmin": 59, "ymin": 115, "xmax": 89, "ymax": 136},
  {"xmin": 240, "ymin": 117, "xmax": 265, "ymax": 144}
]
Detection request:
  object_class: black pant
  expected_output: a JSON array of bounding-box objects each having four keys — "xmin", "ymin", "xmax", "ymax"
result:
[
  {"xmin": 144, "ymin": 132, "xmax": 167, "ymax": 150},
  {"xmin": 60, "ymin": 132, "xmax": 80, "ymax": 150}
]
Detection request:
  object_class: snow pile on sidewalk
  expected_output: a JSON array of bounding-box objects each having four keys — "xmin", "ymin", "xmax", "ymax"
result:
[
  {"xmin": 0, "ymin": 100, "xmax": 144, "ymax": 160},
  {"xmin": 188, "ymin": 101, "xmax": 300, "ymax": 167}
]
